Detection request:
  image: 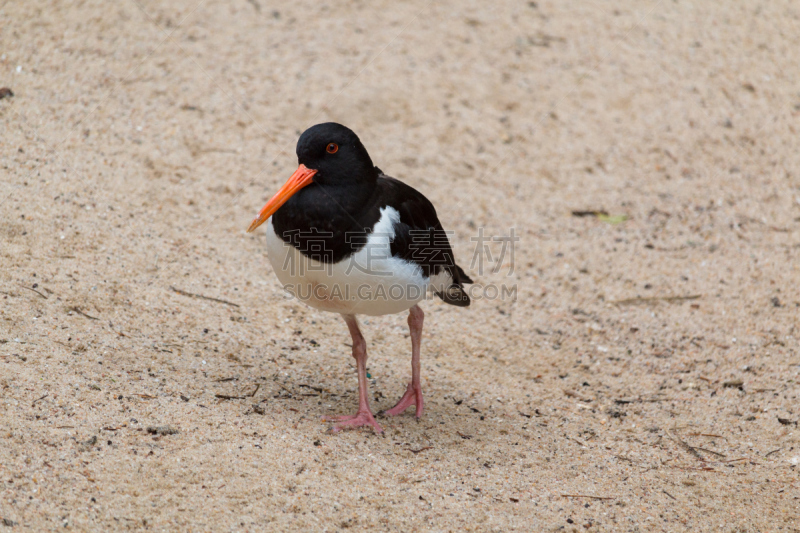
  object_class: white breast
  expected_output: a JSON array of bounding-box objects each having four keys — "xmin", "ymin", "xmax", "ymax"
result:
[{"xmin": 265, "ymin": 206, "xmax": 452, "ymax": 316}]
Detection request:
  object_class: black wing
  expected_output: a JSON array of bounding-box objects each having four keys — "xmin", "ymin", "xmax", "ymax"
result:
[{"xmin": 376, "ymin": 173, "xmax": 473, "ymax": 307}]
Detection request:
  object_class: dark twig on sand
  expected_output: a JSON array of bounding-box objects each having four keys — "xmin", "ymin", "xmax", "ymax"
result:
[
  {"xmin": 170, "ymin": 286, "xmax": 240, "ymax": 307},
  {"xmin": 70, "ymin": 307, "xmax": 98, "ymax": 320},
  {"xmin": 146, "ymin": 425, "xmax": 179, "ymax": 436},
  {"xmin": 561, "ymin": 494, "xmax": 615, "ymax": 500},
  {"xmin": 215, "ymin": 393, "xmax": 245, "ymax": 400},
  {"xmin": 32, "ymin": 393, "xmax": 48, "ymax": 406},
  {"xmin": 216, "ymin": 384, "xmax": 260, "ymax": 400},
  {"xmin": 615, "ymin": 397, "xmax": 672, "ymax": 404},
  {"xmin": 407, "ymin": 446, "xmax": 433, "ymax": 454},
  {"xmin": 612, "ymin": 294, "xmax": 701, "ymax": 306},
  {"xmin": 20, "ymin": 285, "xmax": 48, "ymax": 299},
  {"xmin": 687, "ymin": 433, "xmax": 725, "ymax": 439},
  {"xmin": 299, "ymin": 384, "xmax": 326, "ymax": 393},
  {"xmin": 571, "ymin": 210, "xmax": 608, "ymax": 217},
  {"xmin": 694, "ymin": 447, "xmax": 725, "ymax": 458},
  {"xmin": 668, "ymin": 431, "xmax": 704, "ymax": 461}
]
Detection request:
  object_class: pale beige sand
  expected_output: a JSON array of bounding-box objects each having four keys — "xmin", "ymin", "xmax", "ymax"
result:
[{"xmin": 2, "ymin": 0, "xmax": 799, "ymax": 531}]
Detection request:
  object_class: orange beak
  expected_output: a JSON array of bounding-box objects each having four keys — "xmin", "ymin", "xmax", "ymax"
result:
[{"xmin": 247, "ymin": 164, "xmax": 318, "ymax": 233}]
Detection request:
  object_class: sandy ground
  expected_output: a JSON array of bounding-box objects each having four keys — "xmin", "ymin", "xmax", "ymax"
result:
[{"xmin": 2, "ymin": 0, "xmax": 800, "ymax": 531}]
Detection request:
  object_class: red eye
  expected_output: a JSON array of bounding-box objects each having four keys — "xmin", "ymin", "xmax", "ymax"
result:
[{"xmin": 326, "ymin": 143, "xmax": 338, "ymax": 154}]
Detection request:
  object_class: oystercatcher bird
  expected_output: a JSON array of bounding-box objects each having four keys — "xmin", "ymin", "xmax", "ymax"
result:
[{"xmin": 247, "ymin": 122, "xmax": 473, "ymax": 433}]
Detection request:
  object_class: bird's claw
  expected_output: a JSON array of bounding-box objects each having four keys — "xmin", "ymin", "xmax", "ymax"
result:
[{"xmin": 383, "ymin": 383, "xmax": 425, "ymax": 418}]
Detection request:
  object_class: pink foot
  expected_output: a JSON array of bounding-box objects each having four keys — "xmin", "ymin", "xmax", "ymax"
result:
[
  {"xmin": 382, "ymin": 383, "xmax": 424, "ymax": 419},
  {"xmin": 323, "ymin": 411, "xmax": 383, "ymax": 433}
]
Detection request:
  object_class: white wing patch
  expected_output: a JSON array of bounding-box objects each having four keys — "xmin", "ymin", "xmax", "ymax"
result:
[{"xmin": 265, "ymin": 206, "xmax": 452, "ymax": 316}]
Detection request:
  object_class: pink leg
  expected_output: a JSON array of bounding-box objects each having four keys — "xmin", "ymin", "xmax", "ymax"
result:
[
  {"xmin": 383, "ymin": 305, "xmax": 425, "ymax": 419},
  {"xmin": 324, "ymin": 314, "xmax": 382, "ymax": 433}
]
